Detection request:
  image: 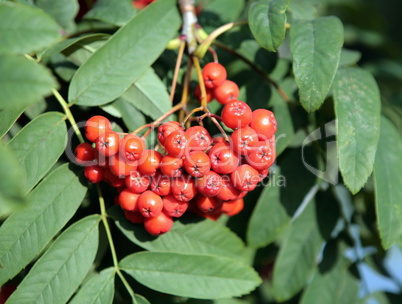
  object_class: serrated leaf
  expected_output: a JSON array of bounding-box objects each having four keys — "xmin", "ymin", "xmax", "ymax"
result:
[
  {"xmin": 290, "ymin": 16, "xmax": 343, "ymax": 112},
  {"xmin": 84, "ymin": 0, "xmax": 136, "ymax": 27},
  {"xmin": 110, "ymin": 207, "xmax": 246, "ymax": 260},
  {"xmin": 68, "ymin": 0, "xmax": 180, "ymax": 106},
  {"xmin": 7, "ymin": 215, "xmax": 100, "ymax": 304},
  {"xmin": 119, "ymin": 68, "xmax": 171, "ymax": 120},
  {"xmin": 247, "ymin": 169, "xmax": 291, "ymax": 248},
  {"xmin": 272, "ymin": 200, "xmax": 324, "ymax": 301},
  {"xmin": 0, "ymin": 142, "xmax": 26, "ymax": 217},
  {"xmin": 0, "ymin": 164, "xmax": 87, "ymax": 285},
  {"xmin": 333, "ymin": 67, "xmax": 381, "ymax": 194},
  {"xmin": 373, "ymin": 117, "xmax": 402, "ymax": 249},
  {"xmin": 0, "ymin": 2, "xmax": 61, "ymax": 54},
  {"xmin": 7, "ymin": 112, "xmax": 67, "ymax": 193},
  {"xmin": 0, "ymin": 54, "xmax": 58, "ymax": 110},
  {"xmin": 35, "ymin": 0, "xmax": 79, "ymax": 33},
  {"xmin": 120, "ymin": 251, "xmax": 261, "ymax": 299},
  {"xmin": 69, "ymin": 268, "xmax": 115, "ymax": 304},
  {"xmin": 248, "ymin": 0, "xmax": 289, "ymax": 52}
]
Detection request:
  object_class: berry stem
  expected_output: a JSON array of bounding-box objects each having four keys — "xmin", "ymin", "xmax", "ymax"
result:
[
  {"xmin": 179, "ymin": 59, "xmax": 194, "ymax": 122},
  {"xmin": 178, "ymin": 0, "xmax": 198, "ymax": 54},
  {"xmin": 97, "ymin": 184, "xmax": 138, "ymax": 304},
  {"xmin": 193, "ymin": 20, "xmax": 247, "ymax": 58},
  {"xmin": 169, "ymin": 39, "xmax": 186, "ymax": 102},
  {"xmin": 52, "ymin": 89, "xmax": 86, "ymax": 143},
  {"xmin": 182, "ymin": 106, "xmax": 204, "ymax": 126},
  {"xmin": 192, "ymin": 56, "xmax": 208, "ymax": 109},
  {"xmin": 210, "ymin": 116, "xmax": 229, "ymax": 142}
]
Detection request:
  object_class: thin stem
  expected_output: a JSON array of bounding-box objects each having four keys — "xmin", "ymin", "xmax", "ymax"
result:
[
  {"xmin": 52, "ymin": 89, "xmax": 85, "ymax": 143},
  {"xmin": 96, "ymin": 184, "xmax": 138, "ymax": 304},
  {"xmin": 192, "ymin": 56, "xmax": 208, "ymax": 109},
  {"xmin": 194, "ymin": 20, "xmax": 247, "ymax": 58},
  {"xmin": 210, "ymin": 116, "xmax": 229, "ymax": 142},
  {"xmin": 213, "ymin": 41, "xmax": 291, "ymax": 103},
  {"xmin": 178, "ymin": 0, "xmax": 198, "ymax": 54},
  {"xmin": 182, "ymin": 106, "xmax": 204, "ymax": 126},
  {"xmin": 169, "ymin": 40, "xmax": 186, "ymax": 102},
  {"xmin": 179, "ymin": 59, "xmax": 193, "ymax": 123}
]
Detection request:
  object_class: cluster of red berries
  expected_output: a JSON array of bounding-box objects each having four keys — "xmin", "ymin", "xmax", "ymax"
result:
[{"xmin": 74, "ymin": 62, "xmax": 277, "ymax": 236}]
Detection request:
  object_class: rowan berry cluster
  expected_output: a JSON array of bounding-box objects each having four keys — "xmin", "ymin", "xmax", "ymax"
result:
[{"xmin": 74, "ymin": 62, "xmax": 277, "ymax": 236}]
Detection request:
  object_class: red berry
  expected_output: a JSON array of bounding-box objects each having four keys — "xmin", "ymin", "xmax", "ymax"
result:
[
  {"xmin": 216, "ymin": 175, "xmax": 241, "ymax": 201},
  {"xmin": 231, "ymin": 126, "xmax": 258, "ymax": 156},
  {"xmin": 163, "ymin": 194, "xmax": 189, "ymax": 217},
  {"xmin": 195, "ymin": 171, "xmax": 223, "ymax": 197},
  {"xmin": 246, "ymin": 140, "xmax": 275, "ymax": 171},
  {"xmin": 84, "ymin": 165, "xmax": 104, "ymax": 183},
  {"xmin": 137, "ymin": 190, "xmax": 163, "ymax": 218},
  {"xmin": 124, "ymin": 210, "xmax": 144, "ymax": 224},
  {"xmin": 160, "ymin": 155, "xmax": 184, "ymax": 177},
  {"xmin": 171, "ymin": 175, "xmax": 197, "ymax": 202},
  {"xmin": 221, "ymin": 198, "xmax": 244, "ymax": 216},
  {"xmin": 108, "ymin": 153, "xmax": 137, "ymax": 178},
  {"xmin": 230, "ymin": 164, "xmax": 260, "ymax": 192},
  {"xmin": 221, "ymin": 100, "xmax": 252, "ymax": 129},
  {"xmin": 195, "ymin": 195, "xmax": 223, "ymax": 213},
  {"xmin": 202, "ymin": 62, "xmax": 227, "ymax": 89},
  {"xmin": 150, "ymin": 172, "xmax": 171, "ymax": 196},
  {"xmin": 125, "ymin": 171, "xmax": 151, "ymax": 193},
  {"xmin": 249, "ymin": 109, "xmax": 277, "ymax": 140},
  {"xmin": 208, "ymin": 142, "xmax": 239, "ymax": 174},
  {"xmin": 185, "ymin": 126, "xmax": 212, "ymax": 152},
  {"xmin": 183, "ymin": 151, "xmax": 211, "ymax": 177},
  {"xmin": 103, "ymin": 168, "xmax": 126, "ymax": 187},
  {"xmin": 95, "ymin": 131, "xmax": 120, "ymax": 157},
  {"xmin": 119, "ymin": 134, "xmax": 145, "ymax": 162},
  {"xmin": 118, "ymin": 188, "xmax": 140, "ymax": 211},
  {"xmin": 157, "ymin": 121, "xmax": 183, "ymax": 145},
  {"xmin": 194, "ymin": 84, "xmax": 213, "ymax": 103},
  {"xmin": 85, "ymin": 116, "xmax": 112, "ymax": 143},
  {"xmin": 75, "ymin": 143, "xmax": 96, "ymax": 165},
  {"xmin": 143, "ymin": 211, "xmax": 173, "ymax": 236},
  {"xmin": 164, "ymin": 130, "xmax": 188, "ymax": 158},
  {"xmin": 213, "ymin": 80, "xmax": 239, "ymax": 105},
  {"xmin": 138, "ymin": 150, "xmax": 163, "ymax": 176}
]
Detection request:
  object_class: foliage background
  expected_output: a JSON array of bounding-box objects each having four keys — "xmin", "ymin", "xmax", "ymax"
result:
[{"xmin": 0, "ymin": 0, "xmax": 402, "ymax": 303}]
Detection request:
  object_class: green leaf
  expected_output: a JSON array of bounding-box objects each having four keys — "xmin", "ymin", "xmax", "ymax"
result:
[
  {"xmin": 0, "ymin": 164, "xmax": 88, "ymax": 285},
  {"xmin": 7, "ymin": 112, "xmax": 67, "ymax": 193},
  {"xmin": 0, "ymin": 54, "xmax": 58, "ymax": 110},
  {"xmin": 102, "ymin": 98, "xmax": 146, "ymax": 132},
  {"xmin": 300, "ymin": 243, "xmax": 359, "ymax": 304},
  {"xmin": 0, "ymin": 104, "xmax": 26, "ymax": 138},
  {"xmin": 111, "ymin": 207, "xmax": 246, "ymax": 260},
  {"xmin": 248, "ymin": 0, "xmax": 289, "ymax": 52},
  {"xmin": 35, "ymin": 0, "xmax": 79, "ymax": 33},
  {"xmin": 0, "ymin": 2, "xmax": 61, "ymax": 54},
  {"xmin": 339, "ymin": 48, "xmax": 361, "ymax": 66},
  {"xmin": 270, "ymin": 78, "xmax": 295, "ymax": 155},
  {"xmin": 84, "ymin": 0, "xmax": 136, "ymax": 27},
  {"xmin": 201, "ymin": 0, "xmax": 244, "ymax": 24},
  {"xmin": 7, "ymin": 215, "xmax": 100, "ymax": 304},
  {"xmin": 0, "ymin": 142, "xmax": 27, "ymax": 217},
  {"xmin": 247, "ymin": 169, "xmax": 291, "ymax": 248},
  {"xmin": 272, "ymin": 200, "xmax": 324, "ymax": 301},
  {"xmin": 120, "ymin": 252, "xmax": 261, "ymax": 299},
  {"xmin": 69, "ymin": 268, "xmax": 115, "ymax": 304},
  {"xmin": 333, "ymin": 67, "xmax": 381, "ymax": 194},
  {"xmin": 68, "ymin": 0, "xmax": 180, "ymax": 106},
  {"xmin": 373, "ymin": 117, "xmax": 402, "ymax": 248},
  {"xmin": 40, "ymin": 33, "xmax": 110, "ymax": 60},
  {"xmin": 118, "ymin": 68, "xmax": 171, "ymax": 120},
  {"xmin": 290, "ymin": 16, "xmax": 343, "ymax": 112}
]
